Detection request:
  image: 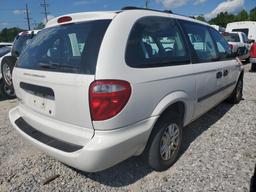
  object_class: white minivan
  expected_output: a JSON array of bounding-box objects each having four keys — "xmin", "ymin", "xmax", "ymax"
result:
[
  {"xmin": 9, "ymin": 7, "xmax": 244, "ymax": 172},
  {"xmin": 226, "ymin": 21, "xmax": 256, "ymax": 42}
]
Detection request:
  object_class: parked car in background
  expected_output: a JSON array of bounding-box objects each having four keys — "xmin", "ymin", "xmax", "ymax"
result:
[
  {"xmin": 0, "ymin": 47, "xmax": 12, "ymax": 96},
  {"xmin": 0, "ymin": 42, "xmax": 13, "ymax": 48},
  {"xmin": 226, "ymin": 21, "xmax": 256, "ymax": 42},
  {"xmin": 250, "ymin": 43, "xmax": 256, "ymax": 71},
  {"xmin": 0, "ymin": 30, "xmax": 39, "ymax": 98},
  {"xmin": 222, "ymin": 31, "xmax": 250, "ymax": 62},
  {"xmin": 9, "ymin": 7, "xmax": 244, "ymax": 172}
]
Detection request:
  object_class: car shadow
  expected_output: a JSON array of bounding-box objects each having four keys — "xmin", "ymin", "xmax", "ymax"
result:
[{"xmin": 70, "ymin": 102, "xmax": 234, "ymax": 187}]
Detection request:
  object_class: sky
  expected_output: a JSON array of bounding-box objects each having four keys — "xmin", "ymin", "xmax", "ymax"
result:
[{"xmin": 0, "ymin": 0, "xmax": 256, "ymax": 30}]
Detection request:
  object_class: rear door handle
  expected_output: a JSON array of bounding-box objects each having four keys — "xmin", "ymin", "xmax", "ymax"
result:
[
  {"xmin": 216, "ymin": 71, "xmax": 222, "ymax": 79},
  {"xmin": 223, "ymin": 69, "xmax": 229, "ymax": 77}
]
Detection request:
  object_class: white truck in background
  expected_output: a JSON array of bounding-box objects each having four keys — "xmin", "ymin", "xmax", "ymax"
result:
[{"xmin": 226, "ymin": 21, "xmax": 256, "ymax": 42}]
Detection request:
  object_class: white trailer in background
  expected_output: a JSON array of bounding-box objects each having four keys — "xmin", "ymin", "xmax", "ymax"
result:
[{"xmin": 226, "ymin": 21, "xmax": 256, "ymax": 42}]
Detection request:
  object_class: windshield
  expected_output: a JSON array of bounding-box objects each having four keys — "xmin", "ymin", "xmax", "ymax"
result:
[
  {"xmin": 223, "ymin": 33, "xmax": 240, "ymax": 42},
  {"xmin": 12, "ymin": 34, "xmax": 33, "ymax": 56},
  {"xmin": 17, "ymin": 20, "xmax": 111, "ymax": 74}
]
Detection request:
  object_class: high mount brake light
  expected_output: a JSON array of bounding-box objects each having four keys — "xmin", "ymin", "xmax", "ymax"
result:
[
  {"xmin": 57, "ymin": 16, "xmax": 72, "ymax": 24},
  {"xmin": 89, "ymin": 80, "xmax": 131, "ymax": 121}
]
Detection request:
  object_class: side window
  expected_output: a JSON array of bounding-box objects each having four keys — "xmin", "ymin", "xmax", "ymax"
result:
[
  {"xmin": 209, "ymin": 28, "xmax": 232, "ymax": 60},
  {"xmin": 181, "ymin": 21, "xmax": 218, "ymax": 63},
  {"xmin": 126, "ymin": 17, "xmax": 190, "ymax": 68}
]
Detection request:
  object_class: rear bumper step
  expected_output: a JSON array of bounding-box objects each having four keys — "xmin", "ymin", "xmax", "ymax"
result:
[{"xmin": 15, "ymin": 117, "xmax": 83, "ymax": 152}]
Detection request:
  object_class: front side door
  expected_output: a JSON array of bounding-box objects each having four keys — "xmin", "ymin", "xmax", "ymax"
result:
[
  {"xmin": 179, "ymin": 20, "xmax": 223, "ymax": 118},
  {"xmin": 209, "ymin": 27, "xmax": 240, "ymax": 101}
]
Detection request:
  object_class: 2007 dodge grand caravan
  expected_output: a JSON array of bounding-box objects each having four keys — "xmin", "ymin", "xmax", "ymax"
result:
[{"xmin": 9, "ymin": 7, "xmax": 244, "ymax": 172}]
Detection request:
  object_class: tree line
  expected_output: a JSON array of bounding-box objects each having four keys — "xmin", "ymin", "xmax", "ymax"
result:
[{"xmin": 196, "ymin": 7, "xmax": 256, "ymax": 27}]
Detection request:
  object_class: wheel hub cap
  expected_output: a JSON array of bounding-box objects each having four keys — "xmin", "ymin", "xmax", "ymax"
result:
[{"xmin": 160, "ymin": 123, "xmax": 180, "ymax": 161}]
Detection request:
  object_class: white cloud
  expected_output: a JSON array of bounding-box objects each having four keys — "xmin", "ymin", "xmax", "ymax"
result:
[
  {"xmin": 205, "ymin": 0, "xmax": 244, "ymax": 20},
  {"xmin": 194, "ymin": 0, "xmax": 207, "ymax": 5},
  {"xmin": 156, "ymin": 0, "xmax": 189, "ymax": 9},
  {"xmin": 13, "ymin": 9, "xmax": 25, "ymax": 15}
]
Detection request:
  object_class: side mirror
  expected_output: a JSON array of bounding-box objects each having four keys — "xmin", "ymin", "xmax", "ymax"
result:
[{"xmin": 248, "ymin": 39, "xmax": 255, "ymax": 44}]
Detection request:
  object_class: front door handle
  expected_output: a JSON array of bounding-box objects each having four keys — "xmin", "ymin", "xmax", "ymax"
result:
[
  {"xmin": 223, "ymin": 69, "xmax": 229, "ymax": 76},
  {"xmin": 216, "ymin": 71, "xmax": 222, "ymax": 79}
]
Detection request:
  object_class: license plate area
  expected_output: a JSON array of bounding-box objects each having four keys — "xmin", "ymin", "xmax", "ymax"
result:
[{"xmin": 20, "ymin": 82, "xmax": 55, "ymax": 116}]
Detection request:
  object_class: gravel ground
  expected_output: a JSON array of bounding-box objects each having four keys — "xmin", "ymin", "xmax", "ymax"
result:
[{"xmin": 0, "ymin": 64, "xmax": 255, "ymax": 192}]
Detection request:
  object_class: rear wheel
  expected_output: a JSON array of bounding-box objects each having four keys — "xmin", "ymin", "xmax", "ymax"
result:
[
  {"xmin": 145, "ymin": 112, "xmax": 183, "ymax": 171},
  {"xmin": 1, "ymin": 58, "xmax": 16, "ymax": 99},
  {"xmin": 251, "ymin": 63, "xmax": 256, "ymax": 72}
]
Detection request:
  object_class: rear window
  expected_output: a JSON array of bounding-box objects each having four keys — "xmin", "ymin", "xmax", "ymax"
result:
[
  {"xmin": 17, "ymin": 20, "xmax": 111, "ymax": 74},
  {"xmin": 222, "ymin": 33, "xmax": 240, "ymax": 42},
  {"xmin": 232, "ymin": 28, "xmax": 249, "ymax": 36}
]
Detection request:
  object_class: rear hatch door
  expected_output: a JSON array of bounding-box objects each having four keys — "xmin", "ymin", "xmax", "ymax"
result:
[{"xmin": 14, "ymin": 19, "xmax": 111, "ymax": 129}]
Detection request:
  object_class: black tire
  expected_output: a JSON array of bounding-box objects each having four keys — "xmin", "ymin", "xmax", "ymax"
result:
[
  {"xmin": 227, "ymin": 78, "xmax": 243, "ymax": 104},
  {"xmin": 251, "ymin": 63, "xmax": 256, "ymax": 72},
  {"xmin": 1, "ymin": 57, "xmax": 16, "ymax": 99},
  {"xmin": 145, "ymin": 112, "xmax": 183, "ymax": 171},
  {"xmin": 245, "ymin": 57, "xmax": 250, "ymax": 64}
]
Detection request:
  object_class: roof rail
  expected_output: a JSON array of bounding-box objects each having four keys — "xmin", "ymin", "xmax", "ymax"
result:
[
  {"xmin": 121, "ymin": 6, "xmax": 198, "ymax": 20},
  {"xmin": 121, "ymin": 6, "xmax": 173, "ymax": 14}
]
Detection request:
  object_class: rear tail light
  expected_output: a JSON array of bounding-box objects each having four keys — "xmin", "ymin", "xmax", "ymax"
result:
[
  {"xmin": 250, "ymin": 43, "xmax": 256, "ymax": 58},
  {"xmin": 89, "ymin": 80, "xmax": 131, "ymax": 121}
]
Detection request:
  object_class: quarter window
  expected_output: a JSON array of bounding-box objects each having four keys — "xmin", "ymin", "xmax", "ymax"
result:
[
  {"xmin": 182, "ymin": 21, "xmax": 218, "ymax": 63},
  {"xmin": 126, "ymin": 17, "xmax": 190, "ymax": 68}
]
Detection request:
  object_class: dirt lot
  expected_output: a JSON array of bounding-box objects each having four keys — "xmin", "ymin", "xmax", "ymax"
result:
[{"xmin": 0, "ymin": 64, "xmax": 255, "ymax": 192}]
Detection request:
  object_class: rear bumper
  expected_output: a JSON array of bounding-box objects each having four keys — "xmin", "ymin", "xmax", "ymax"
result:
[
  {"xmin": 9, "ymin": 106, "xmax": 158, "ymax": 172},
  {"xmin": 250, "ymin": 57, "xmax": 256, "ymax": 64}
]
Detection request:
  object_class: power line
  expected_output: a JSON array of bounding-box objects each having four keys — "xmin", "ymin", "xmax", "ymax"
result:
[{"xmin": 41, "ymin": 0, "xmax": 50, "ymax": 23}]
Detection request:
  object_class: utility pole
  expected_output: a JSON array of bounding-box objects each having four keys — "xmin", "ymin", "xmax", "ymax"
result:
[
  {"xmin": 25, "ymin": 3, "xmax": 31, "ymax": 30},
  {"xmin": 145, "ymin": 0, "xmax": 150, "ymax": 8},
  {"xmin": 41, "ymin": 0, "xmax": 50, "ymax": 23}
]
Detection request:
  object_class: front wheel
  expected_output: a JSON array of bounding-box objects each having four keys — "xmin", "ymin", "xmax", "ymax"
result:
[{"xmin": 145, "ymin": 112, "xmax": 183, "ymax": 171}]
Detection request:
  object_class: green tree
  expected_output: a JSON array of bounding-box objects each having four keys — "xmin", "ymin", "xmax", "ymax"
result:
[
  {"xmin": 209, "ymin": 12, "xmax": 235, "ymax": 27},
  {"xmin": 236, "ymin": 10, "xmax": 249, "ymax": 21},
  {"xmin": 250, "ymin": 7, "xmax": 256, "ymax": 21},
  {"xmin": 34, "ymin": 22, "xmax": 45, "ymax": 30},
  {"xmin": 196, "ymin": 15, "xmax": 206, "ymax": 22},
  {"xmin": 0, "ymin": 27, "xmax": 24, "ymax": 42}
]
